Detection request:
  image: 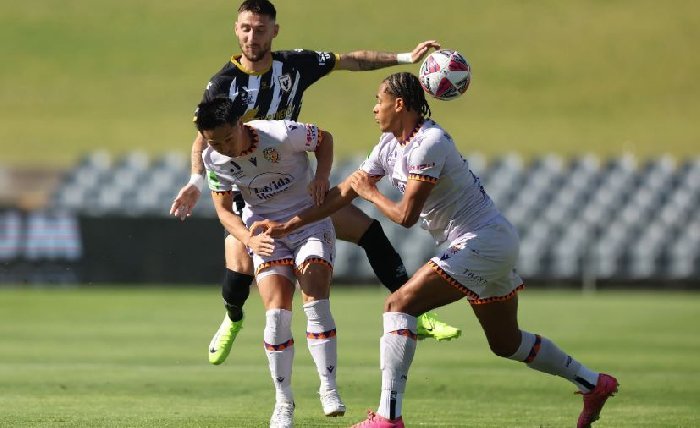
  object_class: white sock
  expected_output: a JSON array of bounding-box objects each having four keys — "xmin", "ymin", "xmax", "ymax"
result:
[
  {"xmin": 303, "ymin": 299, "xmax": 338, "ymax": 393},
  {"xmin": 508, "ymin": 330, "xmax": 600, "ymax": 393},
  {"xmin": 264, "ymin": 309, "xmax": 295, "ymax": 403},
  {"xmin": 377, "ymin": 312, "xmax": 418, "ymax": 420}
]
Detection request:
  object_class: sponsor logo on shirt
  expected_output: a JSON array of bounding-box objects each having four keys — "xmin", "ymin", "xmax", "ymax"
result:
[
  {"xmin": 316, "ymin": 51, "xmax": 332, "ymax": 66},
  {"xmin": 305, "ymin": 125, "xmax": 318, "ymax": 147},
  {"xmin": 236, "ymin": 86, "xmax": 257, "ymax": 103},
  {"xmin": 409, "ymin": 162, "xmax": 436, "ymax": 172},
  {"xmin": 250, "ymin": 173, "xmax": 294, "ymax": 200}
]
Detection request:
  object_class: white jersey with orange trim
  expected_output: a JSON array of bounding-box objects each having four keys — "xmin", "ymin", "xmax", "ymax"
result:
[
  {"xmin": 203, "ymin": 120, "xmax": 322, "ymax": 222},
  {"xmin": 360, "ymin": 119, "xmax": 500, "ymax": 244}
]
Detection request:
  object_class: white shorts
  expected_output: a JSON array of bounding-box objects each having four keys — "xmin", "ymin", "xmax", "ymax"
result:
[
  {"xmin": 246, "ymin": 217, "xmax": 335, "ymax": 282},
  {"xmin": 429, "ymin": 216, "xmax": 524, "ymax": 304}
]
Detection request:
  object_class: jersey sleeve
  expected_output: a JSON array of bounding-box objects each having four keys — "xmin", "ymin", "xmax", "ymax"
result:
[
  {"xmin": 206, "ymin": 168, "xmax": 233, "ymax": 193},
  {"xmin": 359, "ymin": 137, "xmax": 388, "ymax": 177},
  {"xmin": 202, "ymin": 151, "xmax": 234, "ymax": 193},
  {"xmin": 279, "ymin": 49, "xmax": 337, "ymax": 87},
  {"xmin": 406, "ymin": 131, "xmax": 446, "ymax": 184},
  {"xmin": 281, "ymin": 120, "xmax": 323, "ymax": 153}
]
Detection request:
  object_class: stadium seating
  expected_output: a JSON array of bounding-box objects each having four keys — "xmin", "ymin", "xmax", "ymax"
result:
[{"xmin": 49, "ymin": 152, "xmax": 700, "ymax": 281}]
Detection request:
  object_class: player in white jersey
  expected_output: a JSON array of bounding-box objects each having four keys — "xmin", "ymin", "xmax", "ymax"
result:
[
  {"xmin": 251, "ymin": 72, "xmax": 619, "ymax": 428},
  {"xmin": 170, "ymin": 0, "xmax": 459, "ymax": 368},
  {"xmin": 196, "ymin": 97, "xmax": 346, "ymax": 426}
]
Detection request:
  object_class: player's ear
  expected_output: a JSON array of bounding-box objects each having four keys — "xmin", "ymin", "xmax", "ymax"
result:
[
  {"xmin": 394, "ymin": 97, "xmax": 405, "ymax": 113},
  {"xmin": 272, "ymin": 23, "xmax": 279, "ymax": 38}
]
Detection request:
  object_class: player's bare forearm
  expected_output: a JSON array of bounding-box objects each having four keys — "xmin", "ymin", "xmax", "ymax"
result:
[
  {"xmin": 336, "ymin": 40, "xmax": 440, "ymax": 71},
  {"xmin": 350, "ymin": 171, "xmax": 429, "ymax": 227},
  {"xmin": 287, "ymin": 181, "xmax": 357, "ymax": 232},
  {"xmin": 314, "ymin": 131, "xmax": 334, "ymax": 181},
  {"xmin": 212, "ymin": 192, "xmax": 250, "ymax": 244},
  {"xmin": 337, "ymin": 51, "xmax": 399, "ymax": 71},
  {"xmin": 191, "ymin": 133, "xmax": 206, "ymax": 175}
]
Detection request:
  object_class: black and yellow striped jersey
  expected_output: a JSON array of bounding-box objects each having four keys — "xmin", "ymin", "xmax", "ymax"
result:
[{"xmin": 196, "ymin": 49, "xmax": 338, "ymax": 122}]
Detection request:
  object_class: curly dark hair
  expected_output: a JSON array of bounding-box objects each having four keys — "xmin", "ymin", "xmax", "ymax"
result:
[{"xmin": 381, "ymin": 72, "xmax": 431, "ymax": 118}]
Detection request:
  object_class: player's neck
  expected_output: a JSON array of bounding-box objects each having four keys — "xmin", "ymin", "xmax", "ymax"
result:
[
  {"xmin": 396, "ymin": 116, "xmax": 424, "ymax": 144},
  {"xmin": 232, "ymin": 125, "xmax": 256, "ymax": 157},
  {"xmin": 239, "ymin": 54, "xmax": 273, "ymax": 73}
]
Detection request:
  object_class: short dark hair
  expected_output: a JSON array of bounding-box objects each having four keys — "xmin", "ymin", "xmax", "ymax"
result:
[
  {"xmin": 238, "ymin": 0, "xmax": 276, "ymax": 20},
  {"xmin": 382, "ymin": 72, "xmax": 432, "ymax": 119},
  {"xmin": 195, "ymin": 97, "xmax": 247, "ymax": 132}
]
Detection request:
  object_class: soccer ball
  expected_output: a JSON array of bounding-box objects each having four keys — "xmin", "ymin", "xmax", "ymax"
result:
[{"xmin": 418, "ymin": 49, "xmax": 471, "ymax": 101}]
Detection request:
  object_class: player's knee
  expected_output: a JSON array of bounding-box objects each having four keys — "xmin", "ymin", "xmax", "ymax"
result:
[
  {"xmin": 222, "ymin": 269, "xmax": 254, "ymax": 306},
  {"xmin": 331, "ymin": 206, "xmax": 373, "ymax": 243},
  {"xmin": 224, "ymin": 239, "xmax": 253, "ymax": 273},
  {"xmin": 486, "ymin": 337, "xmax": 520, "ymax": 358},
  {"xmin": 384, "ymin": 291, "xmax": 411, "ymax": 314}
]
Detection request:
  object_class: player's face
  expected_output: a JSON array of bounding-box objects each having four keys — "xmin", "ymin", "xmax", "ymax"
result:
[
  {"xmin": 235, "ymin": 11, "xmax": 278, "ymax": 62},
  {"xmin": 373, "ymin": 83, "xmax": 399, "ymax": 133},
  {"xmin": 202, "ymin": 122, "xmax": 243, "ymax": 157}
]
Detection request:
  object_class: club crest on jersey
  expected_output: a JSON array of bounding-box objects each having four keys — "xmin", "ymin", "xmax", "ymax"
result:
[
  {"xmin": 278, "ymin": 74, "xmax": 292, "ymax": 93},
  {"xmin": 263, "ymin": 147, "xmax": 280, "ymax": 163}
]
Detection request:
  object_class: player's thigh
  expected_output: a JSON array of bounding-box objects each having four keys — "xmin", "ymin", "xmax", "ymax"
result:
[
  {"xmin": 330, "ymin": 204, "xmax": 373, "ymax": 243},
  {"xmin": 289, "ymin": 219, "xmax": 335, "ymax": 303},
  {"xmin": 385, "ymin": 263, "xmax": 465, "ymax": 316},
  {"xmin": 224, "ymin": 234, "xmax": 253, "ymax": 274},
  {"xmin": 297, "ymin": 263, "xmax": 332, "ymax": 303},
  {"xmin": 470, "ymin": 296, "xmax": 521, "ymax": 356},
  {"xmin": 256, "ymin": 272, "xmax": 295, "ymax": 311}
]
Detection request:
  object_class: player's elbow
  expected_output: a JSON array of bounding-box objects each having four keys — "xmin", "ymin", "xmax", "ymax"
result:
[
  {"xmin": 320, "ymin": 130, "xmax": 333, "ymax": 148},
  {"xmin": 398, "ymin": 212, "xmax": 420, "ymax": 228}
]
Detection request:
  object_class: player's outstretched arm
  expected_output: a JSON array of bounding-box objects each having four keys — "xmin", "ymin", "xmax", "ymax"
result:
[
  {"xmin": 169, "ymin": 133, "xmax": 207, "ymax": 220},
  {"xmin": 212, "ymin": 191, "xmax": 274, "ymax": 256},
  {"xmin": 251, "ymin": 175, "xmax": 357, "ymax": 239},
  {"xmin": 350, "ymin": 171, "xmax": 433, "ymax": 228},
  {"xmin": 336, "ymin": 40, "xmax": 441, "ymax": 71}
]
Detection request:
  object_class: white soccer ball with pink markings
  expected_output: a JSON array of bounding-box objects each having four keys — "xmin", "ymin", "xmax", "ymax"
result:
[{"xmin": 419, "ymin": 49, "xmax": 471, "ymax": 101}]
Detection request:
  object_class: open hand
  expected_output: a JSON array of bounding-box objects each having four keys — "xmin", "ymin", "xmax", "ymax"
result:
[
  {"xmin": 246, "ymin": 228, "xmax": 275, "ymax": 256},
  {"xmin": 411, "ymin": 40, "xmax": 441, "ymax": 63},
  {"xmin": 308, "ymin": 177, "xmax": 330, "ymax": 206},
  {"xmin": 348, "ymin": 171, "xmax": 379, "ymax": 201},
  {"xmin": 169, "ymin": 184, "xmax": 201, "ymax": 221},
  {"xmin": 250, "ymin": 219, "xmax": 290, "ymax": 239}
]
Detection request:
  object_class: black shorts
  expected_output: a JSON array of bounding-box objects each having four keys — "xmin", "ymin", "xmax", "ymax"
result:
[{"xmin": 223, "ymin": 192, "xmax": 246, "ymax": 238}]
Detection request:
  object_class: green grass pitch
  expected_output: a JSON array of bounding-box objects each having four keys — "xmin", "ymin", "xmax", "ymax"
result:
[{"xmin": 0, "ymin": 286, "xmax": 698, "ymax": 427}]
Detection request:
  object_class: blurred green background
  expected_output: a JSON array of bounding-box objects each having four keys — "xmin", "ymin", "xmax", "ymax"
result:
[{"xmin": 1, "ymin": 0, "xmax": 698, "ymax": 167}]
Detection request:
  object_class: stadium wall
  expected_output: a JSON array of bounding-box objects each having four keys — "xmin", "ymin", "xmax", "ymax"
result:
[{"xmin": 1, "ymin": 210, "xmax": 698, "ymax": 288}]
